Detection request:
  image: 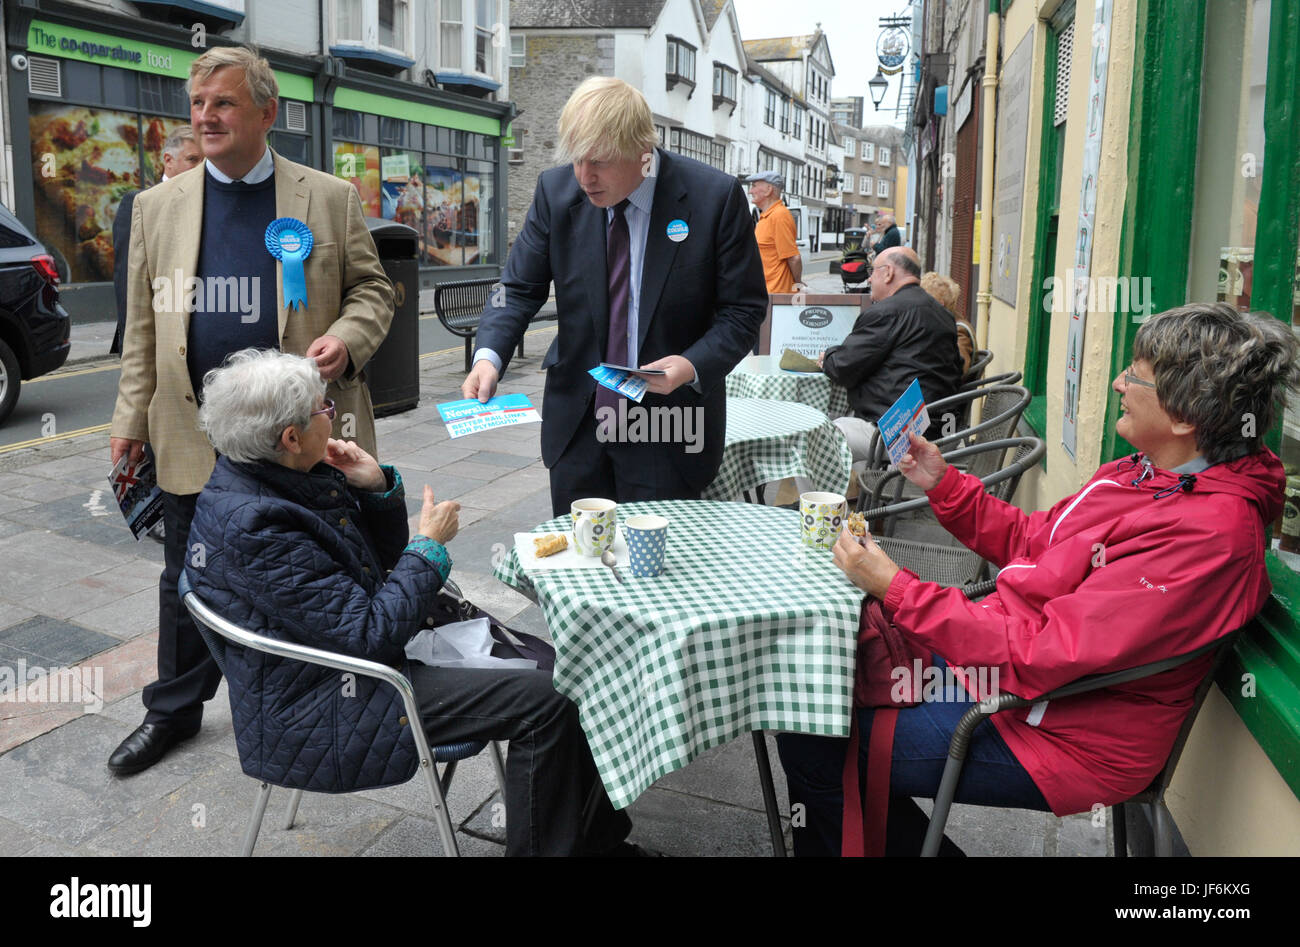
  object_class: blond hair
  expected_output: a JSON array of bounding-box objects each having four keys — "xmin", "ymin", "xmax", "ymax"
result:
[
  {"xmin": 555, "ymin": 77, "xmax": 657, "ymax": 165},
  {"xmin": 920, "ymin": 272, "xmax": 960, "ymax": 315},
  {"xmin": 188, "ymin": 46, "xmax": 279, "ymax": 108}
]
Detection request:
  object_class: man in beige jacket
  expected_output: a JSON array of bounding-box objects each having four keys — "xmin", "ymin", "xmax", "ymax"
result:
[{"xmin": 108, "ymin": 46, "xmax": 393, "ymax": 775}]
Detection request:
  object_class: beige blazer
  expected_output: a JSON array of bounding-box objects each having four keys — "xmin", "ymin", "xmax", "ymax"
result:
[{"xmin": 111, "ymin": 151, "xmax": 394, "ymax": 495}]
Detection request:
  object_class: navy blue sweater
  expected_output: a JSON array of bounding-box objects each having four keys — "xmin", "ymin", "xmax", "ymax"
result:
[{"xmin": 187, "ymin": 171, "xmax": 279, "ymax": 398}]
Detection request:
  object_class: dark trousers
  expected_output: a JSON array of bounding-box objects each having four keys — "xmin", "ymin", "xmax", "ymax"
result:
[
  {"xmin": 409, "ymin": 663, "xmax": 630, "ymax": 856},
  {"xmin": 548, "ymin": 408, "xmax": 703, "ymax": 516},
  {"xmin": 142, "ymin": 491, "xmax": 223, "ymax": 726},
  {"xmin": 777, "ymin": 668, "xmax": 1050, "ymax": 857}
]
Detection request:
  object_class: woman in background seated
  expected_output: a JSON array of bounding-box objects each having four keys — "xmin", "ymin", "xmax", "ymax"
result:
[
  {"xmin": 779, "ymin": 304, "xmax": 1298, "ymax": 855},
  {"xmin": 185, "ymin": 349, "xmax": 631, "ymax": 856},
  {"xmin": 920, "ymin": 271, "xmax": 974, "ymax": 376}
]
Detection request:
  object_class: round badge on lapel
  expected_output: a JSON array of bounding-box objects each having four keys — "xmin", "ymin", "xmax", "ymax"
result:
[{"xmin": 666, "ymin": 219, "xmax": 689, "ymax": 243}]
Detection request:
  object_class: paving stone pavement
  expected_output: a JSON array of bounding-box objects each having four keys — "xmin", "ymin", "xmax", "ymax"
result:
[{"xmin": 0, "ymin": 320, "xmax": 1109, "ymax": 857}]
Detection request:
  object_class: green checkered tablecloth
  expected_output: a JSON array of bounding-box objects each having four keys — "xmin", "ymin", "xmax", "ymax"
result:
[
  {"xmin": 703, "ymin": 398, "xmax": 853, "ymax": 501},
  {"xmin": 494, "ymin": 499, "xmax": 863, "ymax": 809},
  {"xmin": 726, "ymin": 354, "xmax": 852, "ymax": 418}
]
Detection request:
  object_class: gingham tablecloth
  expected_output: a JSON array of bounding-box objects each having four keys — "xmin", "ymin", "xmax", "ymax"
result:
[
  {"xmin": 726, "ymin": 354, "xmax": 852, "ymax": 418},
  {"xmin": 494, "ymin": 499, "xmax": 862, "ymax": 809},
  {"xmin": 703, "ymin": 398, "xmax": 853, "ymax": 500}
]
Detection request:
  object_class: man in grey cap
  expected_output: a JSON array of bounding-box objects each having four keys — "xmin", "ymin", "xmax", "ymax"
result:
[{"xmin": 744, "ymin": 170, "xmax": 804, "ymax": 295}]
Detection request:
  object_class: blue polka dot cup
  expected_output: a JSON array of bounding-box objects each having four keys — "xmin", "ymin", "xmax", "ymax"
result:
[
  {"xmin": 572, "ymin": 498, "xmax": 617, "ymax": 557},
  {"xmin": 800, "ymin": 492, "xmax": 846, "ymax": 550},
  {"xmin": 624, "ymin": 514, "xmax": 669, "ymax": 577}
]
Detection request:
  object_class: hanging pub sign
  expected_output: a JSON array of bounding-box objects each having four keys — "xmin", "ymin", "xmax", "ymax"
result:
[{"xmin": 877, "ymin": 27, "xmax": 910, "ymax": 76}]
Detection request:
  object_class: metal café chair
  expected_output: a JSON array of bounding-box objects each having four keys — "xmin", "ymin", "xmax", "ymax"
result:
[
  {"xmin": 921, "ymin": 625, "xmax": 1239, "ymax": 857},
  {"xmin": 857, "ymin": 437, "xmax": 1045, "ymax": 589},
  {"xmin": 959, "ymin": 370, "xmax": 1023, "ymax": 393},
  {"xmin": 179, "ymin": 573, "xmax": 508, "ymax": 857},
  {"xmin": 962, "ymin": 348, "xmax": 994, "ymax": 385},
  {"xmin": 855, "ymin": 386, "xmax": 1033, "ymax": 514}
]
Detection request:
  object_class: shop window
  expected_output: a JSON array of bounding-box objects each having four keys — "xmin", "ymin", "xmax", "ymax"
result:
[
  {"xmin": 333, "ymin": 108, "xmax": 363, "ymax": 141},
  {"xmin": 28, "ymin": 102, "xmax": 187, "ymax": 283},
  {"xmin": 333, "ymin": 141, "xmax": 382, "ymax": 217},
  {"xmin": 138, "ymin": 76, "xmax": 188, "ymax": 118},
  {"xmin": 271, "ymin": 132, "xmax": 309, "ymax": 164}
]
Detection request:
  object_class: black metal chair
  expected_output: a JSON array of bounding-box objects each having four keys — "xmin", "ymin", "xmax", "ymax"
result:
[
  {"xmin": 921, "ymin": 628, "xmax": 1239, "ymax": 857},
  {"xmin": 179, "ymin": 573, "xmax": 507, "ymax": 857},
  {"xmin": 962, "ymin": 348, "xmax": 994, "ymax": 385}
]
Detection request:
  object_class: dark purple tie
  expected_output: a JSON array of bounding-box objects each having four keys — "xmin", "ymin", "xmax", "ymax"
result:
[{"xmin": 596, "ymin": 199, "xmax": 632, "ymax": 423}]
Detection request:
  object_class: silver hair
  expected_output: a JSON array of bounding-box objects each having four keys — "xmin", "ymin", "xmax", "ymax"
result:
[
  {"xmin": 196, "ymin": 349, "xmax": 326, "ymax": 462},
  {"xmin": 162, "ymin": 124, "xmax": 196, "ymax": 158},
  {"xmin": 1132, "ymin": 303, "xmax": 1300, "ymax": 465}
]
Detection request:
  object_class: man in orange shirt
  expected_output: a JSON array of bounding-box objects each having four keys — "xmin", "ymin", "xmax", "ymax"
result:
[{"xmin": 744, "ymin": 171, "xmax": 804, "ymax": 294}]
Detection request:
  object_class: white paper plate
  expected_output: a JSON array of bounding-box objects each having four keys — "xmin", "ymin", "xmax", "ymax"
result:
[{"xmin": 513, "ymin": 530, "xmax": 630, "ymax": 571}]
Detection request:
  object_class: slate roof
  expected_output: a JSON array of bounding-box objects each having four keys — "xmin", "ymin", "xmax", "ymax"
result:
[
  {"xmin": 511, "ymin": 0, "xmax": 667, "ymax": 29},
  {"xmin": 699, "ymin": 0, "xmax": 728, "ymax": 31}
]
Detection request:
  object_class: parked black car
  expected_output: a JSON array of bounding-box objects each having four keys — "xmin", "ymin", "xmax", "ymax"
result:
[{"xmin": 0, "ymin": 203, "xmax": 70, "ymax": 424}]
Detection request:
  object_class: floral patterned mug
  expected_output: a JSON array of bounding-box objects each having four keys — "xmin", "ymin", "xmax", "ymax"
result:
[
  {"xmin": 800, "ymin": 492, "xmax": 847, "ymax": 550},
  {"xmin": 571, "ymin": 498, "xmax": 618, "ymax": 557}
]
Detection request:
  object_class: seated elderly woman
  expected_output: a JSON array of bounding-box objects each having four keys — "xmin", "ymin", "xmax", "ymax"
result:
[
  {"xmin": 920, "ymin": 272, "xmax": 974, "ymax": 376},
  {"xmin": 778, "ymin": 303, "xmax": 1299, "ymax": 856},
  {"xmin": 185, "ymin": 349, "xmax": 631, "ymax": 856}
]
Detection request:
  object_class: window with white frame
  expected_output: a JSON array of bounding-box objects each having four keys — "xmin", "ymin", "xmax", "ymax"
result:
[
  {"xmin": 862, "ymin": 141, "xmax": 874, "ymax": 162},
  {"xmin": 336, "ymin": 0, "xmax": 412, "ymax": 59},
  {"xmin": 844, "ymin": 137, "xmax": 855, "ymax": 157},
  {"xmin": 877, "ymin": 179, "xmax": 889, "ymax": 198},
  {"xmin": 879, "ymin": 146, "xmax": 891, "ymax": 166},
  {"xmin": 793, "ymin": 106, "xmax": 802, "ymax": 139},
  {"xmin": 842, "ymin": 172, "xmax": 853, "ymax": 192},
  {"xmin": 779, "ymin": 97, "xmax": 790, "ymax": 134},
  {"xmin": 764, "ymin": 88, "xmax": 776, "ymax": 127},
  {"xmin": 860, "ymin": 175, "xmax": 871, "ymax": 196},
  {"xmin": 440, "ymin": 0, "xmax": 463, "ymax": 70},
  {"xmin": 712, "ymin": 63, "xmax": 737, "ymax": 105},
  {"xmin": 475, "ymin": 0, "xmax": 496, "ymax": 75},
  {"xmin": 510, "ymin": 34, "xmax": 525, "ymax": 68}
]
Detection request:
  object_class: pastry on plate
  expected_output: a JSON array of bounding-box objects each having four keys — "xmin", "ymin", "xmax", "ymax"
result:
[{"xmin": 533, "ymin": 534, "xmax": 568, "ymax": 558}]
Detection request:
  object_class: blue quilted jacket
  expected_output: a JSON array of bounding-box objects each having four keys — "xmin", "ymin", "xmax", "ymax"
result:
[{"xmin": 185, "ymin": 456, "xmax": 452, "ymax": 793}]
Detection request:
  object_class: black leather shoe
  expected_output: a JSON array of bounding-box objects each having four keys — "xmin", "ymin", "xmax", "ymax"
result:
[{"xmin": 107, "ymin": 721, "xmax": 201, "ymax": 776}]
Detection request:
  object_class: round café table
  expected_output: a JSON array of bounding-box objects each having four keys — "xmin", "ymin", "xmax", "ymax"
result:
[
  {"xmin": 726, "ymin": 354, "xmax": 851, "ymax": 418},
  {"xmin": 702, "ymin": 397, "xmax": 853, "ymax": 502}
]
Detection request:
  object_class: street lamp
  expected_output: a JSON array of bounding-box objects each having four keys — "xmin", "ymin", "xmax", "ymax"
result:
[{"xmin": 869, "ymin": 68, "xmax": 889, "ymax": 110}]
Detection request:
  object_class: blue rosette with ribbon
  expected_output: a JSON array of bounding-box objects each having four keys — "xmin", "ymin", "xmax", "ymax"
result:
[{"xmin": 265, "ymin": 217, "xmax": 314, "ymax": 311}]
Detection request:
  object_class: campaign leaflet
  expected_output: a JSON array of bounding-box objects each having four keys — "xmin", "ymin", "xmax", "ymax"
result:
[
  {"xmin": 588, "ymin": 365, "xmax": 648, "ymax": 403},
  {"xmin": 436, "ymin": 393, "xmax": 541, "ymax": 438},
  {"xmin": 108, "ymin": 445, "xmax": 165, "ymax": 540},
  {"xmin": 877, "ymin": 378, "xmax": 931, "ymax": 466}
]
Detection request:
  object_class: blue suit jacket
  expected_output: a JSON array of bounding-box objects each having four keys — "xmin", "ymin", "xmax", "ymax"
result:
[{"xmin": 476, "ymin": 149, "xmax": 767, "ymax": 488}]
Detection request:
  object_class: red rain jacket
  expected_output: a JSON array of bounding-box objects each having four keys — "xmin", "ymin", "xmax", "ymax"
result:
[{"xmin": 882, "ymin": 449, "xmax": 1283, "ymax": 815}]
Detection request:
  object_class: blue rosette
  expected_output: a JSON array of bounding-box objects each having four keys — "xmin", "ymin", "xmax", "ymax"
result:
[{"xmin": 265, "ymin": 217, "xmax": 314, "ymax": 311}]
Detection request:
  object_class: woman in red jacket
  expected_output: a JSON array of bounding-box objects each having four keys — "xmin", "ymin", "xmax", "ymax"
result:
[{"xmin": 778, "ymin": 303, "xmax": 1300, "ymax": 856}]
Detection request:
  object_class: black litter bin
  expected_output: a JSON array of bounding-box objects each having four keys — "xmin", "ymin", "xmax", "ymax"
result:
[{"xmin": 365, "ymin": 218, "xmax": 420, "ymax": 417}]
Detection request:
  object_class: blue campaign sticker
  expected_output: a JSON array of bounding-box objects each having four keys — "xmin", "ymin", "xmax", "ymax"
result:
[{"xmin": 666, "ymin": 218, "xmax": 689, "ymax": 242}]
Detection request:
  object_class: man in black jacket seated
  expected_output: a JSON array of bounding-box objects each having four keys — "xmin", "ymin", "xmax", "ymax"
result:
[{"xmin": 815, "ymin": 247, "xmax": 963, "ymax": 471}]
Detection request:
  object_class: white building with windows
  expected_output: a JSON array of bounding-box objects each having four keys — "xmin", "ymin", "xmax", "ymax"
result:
[{"xmin": 506, "ymin": 0, "xmax": 747, "ymax": 246}]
